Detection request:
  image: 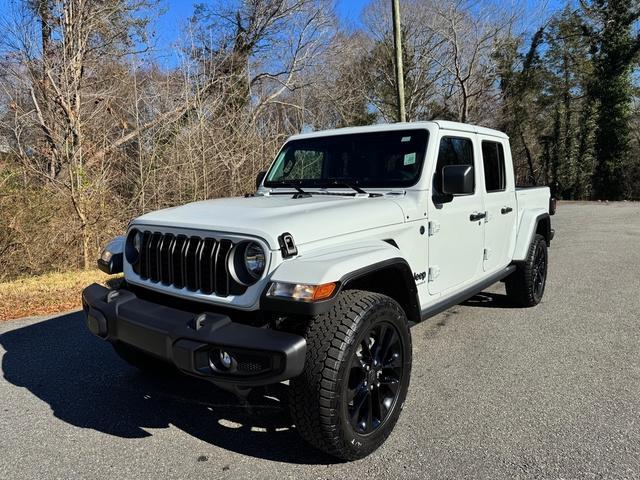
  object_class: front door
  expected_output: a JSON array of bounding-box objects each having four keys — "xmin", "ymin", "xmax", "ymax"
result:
[{"xmin": 427, "ymin": 133, "xmax": 485, "ymax": 295}]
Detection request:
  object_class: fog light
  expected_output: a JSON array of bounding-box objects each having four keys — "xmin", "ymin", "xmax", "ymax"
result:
[
  {"xmin": 209, "ymin": 348, "xmax": 235, "ymax": 372},
  {"xmin": 220, "ymin": 350, "xmax": 232, "ymax": 369}
]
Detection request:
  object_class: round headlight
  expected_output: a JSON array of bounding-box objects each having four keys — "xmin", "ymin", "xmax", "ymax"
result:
[
  {"xmin": 244, "ymin": 242, "xmax": 266, "ymax": 279},
  {"xmin": 229, "ymin": 241, "xmax": 267, "ymax": 286},
  {"xmin": 125, "ymin": 229, "xmax": 143, "ymax": 264}
]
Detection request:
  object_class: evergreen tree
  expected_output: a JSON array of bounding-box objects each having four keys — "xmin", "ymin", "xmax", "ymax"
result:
[
  {"xmin": 544, "ymin": 8, "xmax": 594, "ymax": 198},
  {"xmin": 581, "ymin": 0, "xmax": 640, "ymax": 199}
]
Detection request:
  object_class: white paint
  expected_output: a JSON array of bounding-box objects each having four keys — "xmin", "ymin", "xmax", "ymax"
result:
[{"xmin": 123, "ymin": 121, "xmax": 550, "ymax": 312}]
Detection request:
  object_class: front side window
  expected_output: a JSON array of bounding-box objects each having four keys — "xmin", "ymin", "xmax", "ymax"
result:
[
  {"xmin": 265, "ymin": 130, "xmax": 429, "ymax": 189},
  {"xmin": 433, "ymin": 136, "xmax": 475, "ymax": 193},
  {"xmin": 481, "ymin": 141, "xmax": 506, "ymax": 192}
]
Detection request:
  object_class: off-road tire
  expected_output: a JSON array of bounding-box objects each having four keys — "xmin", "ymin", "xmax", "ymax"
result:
[
  {"xmin": 289, "ymin": 290, "xmax": 412, "ymax": 460},
  {"xmin": 111, "ymin": 342, "xmax": 172, "ymax": 373},
  {"xmin": 506, "ymin": 233, "xmax": 548, "ymax": 307}
]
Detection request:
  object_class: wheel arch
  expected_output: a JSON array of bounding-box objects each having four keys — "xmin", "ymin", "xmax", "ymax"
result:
[
  {"xmin": 535, "ymin": 214, "xmax": 552, "ymax": 244},
  {"xmin": 513, "ymin": 211, "xmax": 552, "ymax": 262},
  {"xmin": 261, "ymin": 241, "xmax": 420, "ymax": 323},
  {"xmin": 340, "ymin": 259, "xmax": 420, "ymax": 324}
]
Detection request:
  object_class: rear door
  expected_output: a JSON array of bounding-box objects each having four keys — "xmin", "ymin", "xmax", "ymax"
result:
[
  {"xmin": 427, "ymin": 132, "xmax": 485, "ymax": 294},
  {"xmin": 480, "ymin": 138, "xmax": 517, "ymax": 272}
]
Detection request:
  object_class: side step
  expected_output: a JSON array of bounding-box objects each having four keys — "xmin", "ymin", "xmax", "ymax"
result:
[{"xmin": 420, "ymin": 265, "xmax": 516, "ymax": 321}]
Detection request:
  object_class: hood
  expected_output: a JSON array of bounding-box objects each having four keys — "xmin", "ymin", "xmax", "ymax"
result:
[{"xmin": 132, "ymin": 194, "xmax": 407, "ymax": 249}]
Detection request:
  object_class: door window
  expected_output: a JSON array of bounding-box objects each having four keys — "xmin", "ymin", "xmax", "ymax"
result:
[
  {"xmin": 481, "ymin": 141, "xmax": 506, "ymax": 192},
  {"xmin": 433, "ymin": 136, "xmax": 475, "ymax": 193}
]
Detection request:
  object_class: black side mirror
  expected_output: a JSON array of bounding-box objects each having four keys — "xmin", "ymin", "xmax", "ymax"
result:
[
  {"xmin": 442, "ymin": 165, "xmax": 474, "ymax": 196},
  {"xmin": 256, "ymin": 171, "xmax": 267, "ymax": 189}
]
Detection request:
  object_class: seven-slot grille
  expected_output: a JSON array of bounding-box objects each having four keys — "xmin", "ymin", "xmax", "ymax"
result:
[{"xmin": 132, "ymin": 231, "xmax": 246, "ymax": 297}]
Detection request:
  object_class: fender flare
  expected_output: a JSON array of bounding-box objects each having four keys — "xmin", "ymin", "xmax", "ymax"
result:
[
  {"xmin": 260, "ymin": 241, "xmax": 420, "ymax": 321},
  {"xmin": 512, "ymin": 211, "xmax": 551, "ymax": 262}
]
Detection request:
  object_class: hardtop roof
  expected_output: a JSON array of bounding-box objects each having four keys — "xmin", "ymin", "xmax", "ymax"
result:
[{"xmin": 287, "ymin": 121, "xmax": 509, "ymax": 142}]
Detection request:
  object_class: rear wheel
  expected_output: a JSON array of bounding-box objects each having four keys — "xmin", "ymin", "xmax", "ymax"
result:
[
  {"xmin": 506, "ymin": 233, "xmax": 548, "ymax": 307},
  {"xmin": 289, "ymin": 290, "xmax": 412, "ymax": 460}
]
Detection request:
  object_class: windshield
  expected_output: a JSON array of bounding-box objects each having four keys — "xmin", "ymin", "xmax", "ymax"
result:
[{"xmin": 264, "ymin": 129, "xmax": 429, "ymax": 189}]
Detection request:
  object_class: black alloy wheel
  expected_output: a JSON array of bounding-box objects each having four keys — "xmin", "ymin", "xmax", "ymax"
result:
[
  {"xmin": 505, "ymin": 233, "xmax": 548, "ymax": 307},
  {"xmin": 289, "ymin": 290, "xmax": 412, "ymax": 460},
  {"xmin": 531, "ymin": 240, "xmax": 547, "ymax": 302},
  {"xmin": 346, "ymin": 322, "xmax": 404, "ymax": 435}
]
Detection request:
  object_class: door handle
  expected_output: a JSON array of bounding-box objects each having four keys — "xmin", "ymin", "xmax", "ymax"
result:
[
  {"xmin": 469, "ymin": 212, "xmax": 486, "ymax": 221},
  {"xmin": 501, "ymin": 206, "xmax": 513, "ymax": 214}
]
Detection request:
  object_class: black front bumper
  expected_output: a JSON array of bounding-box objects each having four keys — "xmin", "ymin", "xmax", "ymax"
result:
[{"xmin": 81, "ymin": 283, "xmax": 306, "ymax": 386}]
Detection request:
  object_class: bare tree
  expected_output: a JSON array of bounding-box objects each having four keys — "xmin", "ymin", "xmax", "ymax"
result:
[
  {"xmin": 432, "ymin": 0, "xmax": 515, "ymax": 123},
  {"xmin": 360, "ymin": 0, "xmax": 450, "ymax": 122}
]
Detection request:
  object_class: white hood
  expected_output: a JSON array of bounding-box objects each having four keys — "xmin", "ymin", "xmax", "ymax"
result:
[{"xmin": 132, "ymin": 194, "xmax": 407, "ymax": 249}]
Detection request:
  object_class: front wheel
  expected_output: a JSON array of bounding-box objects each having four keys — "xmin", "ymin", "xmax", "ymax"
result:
[{"xmin": 289, "ymin": 290, "xmax": 412, "ymax": 460}]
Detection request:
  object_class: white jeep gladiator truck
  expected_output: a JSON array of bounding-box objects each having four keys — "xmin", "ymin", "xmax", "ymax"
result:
[{"xmin": 83, "ymin": 121, "xmax": 554, "ymax": 460}]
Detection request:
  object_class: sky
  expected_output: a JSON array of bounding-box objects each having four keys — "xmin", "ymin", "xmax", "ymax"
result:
[
  {"xmin": 0, "ymin": 0, "xmax": 566, "ymax": 68},
  {"xmin": 148, "ymin": 0, "xmax": 566, "ymax": 68},
  {"xmin": 149, "ymin": 0, "xmax": 370, "ymax": 67}
]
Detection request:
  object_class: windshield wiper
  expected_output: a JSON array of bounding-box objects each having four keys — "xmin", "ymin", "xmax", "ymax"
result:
[
  {"xmin": 269, "ymin": 181, "xmax": 312, "ymax": 198},
  {"xmin": 319, "ymin": 181, "xmax": 384, "ymax": 197},
  {"xmin": 319, "ymin": 181, "xmax": 367, "ymax": 195}
]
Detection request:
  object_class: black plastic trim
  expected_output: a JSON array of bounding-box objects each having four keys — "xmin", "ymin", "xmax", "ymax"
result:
[
  {"xmin": 82, "ymin": 283, "xmax": 306, "ymax": 386},
  {"xmin": 532, "ymin": 212, "xmax": 553, "ymax": 246},
  {"xmin": 420, "ymin": 265, "xmax": 516, "ymax": 321}
]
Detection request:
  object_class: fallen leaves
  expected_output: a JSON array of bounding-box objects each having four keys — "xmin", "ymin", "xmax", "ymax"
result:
[{"xmin": 0, "ymin": 269, "xmax": 122, "ymax": 321}]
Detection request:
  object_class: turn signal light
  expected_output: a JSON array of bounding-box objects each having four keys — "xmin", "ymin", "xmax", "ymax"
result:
[
  {"xmin": 267, "ymin": 282, "xmax": 337, "ymax": 302},
  {"xmin": 313, "ymin": 282, "xmax": 336, "ymax": 300}
]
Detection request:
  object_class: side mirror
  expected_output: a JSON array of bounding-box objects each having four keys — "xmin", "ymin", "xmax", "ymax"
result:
[
  {"xmin": 256, "ymin": 171, "xmax": 267, "ymax": 189},
  {"xmin": 442, "ymin": 165, "xmax": 474, "ymax": 196}
]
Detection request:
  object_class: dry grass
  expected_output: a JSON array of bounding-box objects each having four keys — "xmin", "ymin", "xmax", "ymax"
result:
[{"xmin": 0, "ymin": 269, "xmax": 122, "ymax": 321}]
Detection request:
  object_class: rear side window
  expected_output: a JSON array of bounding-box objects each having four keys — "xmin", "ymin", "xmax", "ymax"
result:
[
  {"xmin": 434, "ymin": 136, "xmax": 474, "ymax": 193},
  {"xmin": 481, "ymin": 141, "xmax": 506, "ymax": 192}
]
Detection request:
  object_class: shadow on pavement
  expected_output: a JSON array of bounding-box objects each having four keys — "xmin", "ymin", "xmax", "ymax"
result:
[
  {"xmin": 0, "ymin": 312, "xmax": 337, "ymax": 465},
  {"xmin": 462, "ymin": 291, "xmax": 514, "ymax": 309}
]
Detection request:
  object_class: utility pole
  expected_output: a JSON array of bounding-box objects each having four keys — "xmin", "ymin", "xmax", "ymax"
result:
[{"xmin": 392, "ymin": 0, "xmax": 406, "ymax": 122}]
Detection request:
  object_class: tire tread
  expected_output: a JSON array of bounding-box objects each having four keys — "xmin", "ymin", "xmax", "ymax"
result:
[
  {"xmin": 506, "ymin": 233, "xmax": 547, "ymax": 307},
  {"xmin": 289, "ymin": 289, "xmax": 410, "ymax": 460}
]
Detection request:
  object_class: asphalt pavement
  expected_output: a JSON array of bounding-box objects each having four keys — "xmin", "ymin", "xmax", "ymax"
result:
[{"xmin": 1, "ymin": 202, "xmax": 639, "ymax": 479}]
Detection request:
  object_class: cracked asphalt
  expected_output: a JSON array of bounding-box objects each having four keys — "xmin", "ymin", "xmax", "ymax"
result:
[{"xmin": 1, "ymin": 202, "xmax": 639, "ymax": 479}]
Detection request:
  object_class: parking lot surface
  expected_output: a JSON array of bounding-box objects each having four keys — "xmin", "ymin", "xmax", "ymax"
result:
[{"xmin": 1, "ymin": 202, "xmax": 639, "ymax": 479}]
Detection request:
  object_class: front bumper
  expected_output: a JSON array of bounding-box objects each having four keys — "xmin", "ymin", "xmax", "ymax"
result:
[{"xmin": 81, "ymin": 283, "xmax": 306, "ymax": 386}]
